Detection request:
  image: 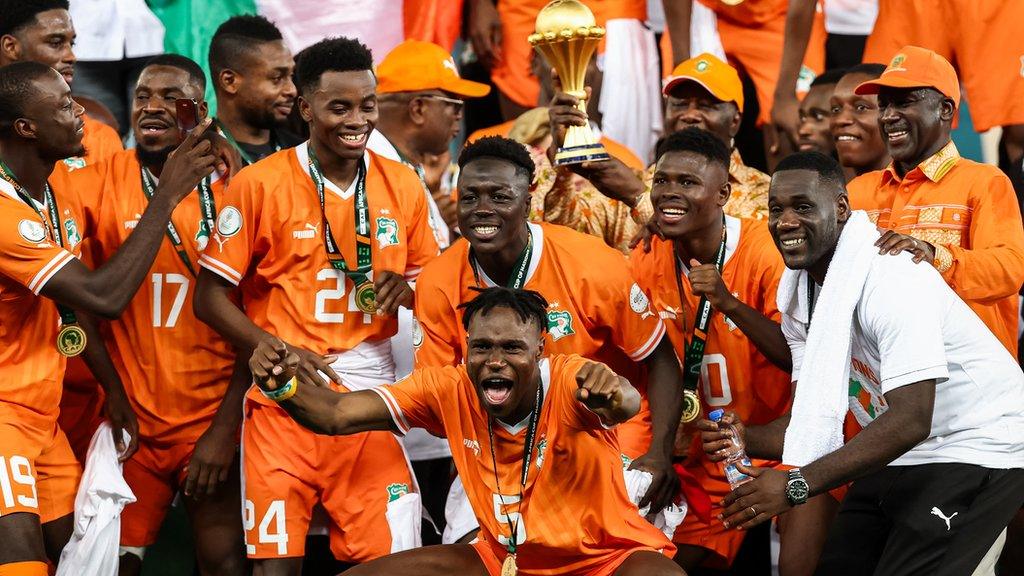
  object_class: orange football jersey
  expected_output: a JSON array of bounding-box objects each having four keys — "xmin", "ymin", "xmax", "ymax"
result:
[
  {"xmin": 375, "ymin": 354, "xmax": 674, "ymax": 575},
  {"xmin": 199, "ymin": 143, "xmax": 439, "ymax": 406},
  {"xmin": 85, "ymin": 149, "xmax": 234, "ymax": 444},
  {"xmin": 0, "ymin": 167, "xmax": 88, "ymax": 429},
  {"xmin": 630, "ymin": 217, "xmax": 792, "ymax": 492},
  {"xmin": 414, "ymin": 222, "xmax": 665, "ymax": 374}
]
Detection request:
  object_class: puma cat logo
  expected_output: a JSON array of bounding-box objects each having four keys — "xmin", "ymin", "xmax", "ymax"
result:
[{"xmin": 931, "ymin": 507, "xmax": 958, "ymax": 531}]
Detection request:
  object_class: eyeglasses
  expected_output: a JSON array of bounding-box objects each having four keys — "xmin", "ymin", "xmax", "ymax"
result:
[{"xmin": 419, "ymin": 94, "xmax": 465, "ymax": 113}]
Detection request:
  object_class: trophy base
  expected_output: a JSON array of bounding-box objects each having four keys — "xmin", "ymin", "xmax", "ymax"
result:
[{"xmin": 554, "ymin": 143, "xmax": 611, "ymax": 166}]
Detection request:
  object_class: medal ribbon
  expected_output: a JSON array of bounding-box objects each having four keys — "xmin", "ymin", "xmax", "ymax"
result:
[
  {"xmin": 487, "ymin": 381, "xmax": 544, "ymax": 557},
  {"xmin": 0, "ymin": 159, "xmax": 79, "ymax": 327},
  {"xmin": 469, "ymin": 228, "xmax": 533, "ymax": 289},
  {"xmin": 307, "ymin": 145, "xmax": 373, "ymax": 287},
  {"xmin": 673, "ymin": 219, "xmax": 728, "ymax": 399},
  {"xmin": 140, "ymin": 169, "xmax": 215, "ymax": 277},
  {"xmin": 215, "ymin": 118, "xmax": 280, "ymax": 166}
]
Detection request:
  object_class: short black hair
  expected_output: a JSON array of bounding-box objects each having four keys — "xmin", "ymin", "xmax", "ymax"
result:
[
  {"xmin": 656, "ymin": 127, "xmax": 731, "ymax": 172},
  {"xmin": 773, "ymin": 151, "xmax": 846, "ymax": 193},
  {"xmin": 293, "ymin": 37, "xmax": 373, "ymax": 96},
  {"xmin": 458, "ymin": 287, "xmax": 549, "ymax": 333},
  {"xmin": 843, "ymin": 63, "xmax": 887, "ymax": 80},
  {"xmin": 458, "ymin": 136, "xmax": 536, "ymax": 184},
  {"xmin": 0, "ymin": 61, "xmax": 55, "ymax": 136},
  {"xmin": 810, "ymin": 68, "xmax": 848, "ymax": 88},
  {"xmin": 209, "ymin": 15, "xmax": 283, "ymax": 81},
  {"xmin": 143, "ymin": 53, "xmax": 207, "ymax": 94},
  {"xmin": 0, "ymin": 0, "xmax": 68, "ymax": 38}
]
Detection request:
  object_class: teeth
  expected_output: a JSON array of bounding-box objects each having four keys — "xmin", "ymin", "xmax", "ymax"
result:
[
  {"xmin": 661, "ymin": 208, "xmax": 687, "ymax": 216},
  {"xmin": 888, "ymin": 130, "xmax": 908, "ymax": 139},
  {"xmin": 836, "ymin": 135, "xmax": 858, "ymax": 141},
  {"xmin": 782, "ymin": 238, "xmax": 805, "ymax": 247},
  {"xmin": 474, "ymin": 225, "xmax": 498, "ymax": 235},
  {"xmin": 341, "ymin": 134, "xmax": 365, "ymax": 142}
]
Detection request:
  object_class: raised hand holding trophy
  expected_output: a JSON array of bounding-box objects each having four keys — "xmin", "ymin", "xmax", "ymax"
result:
[{"xmin": 528, "ymin": 0, "xmax": 610, "ymax": 166}]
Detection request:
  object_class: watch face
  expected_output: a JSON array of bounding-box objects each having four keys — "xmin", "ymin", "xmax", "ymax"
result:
[{"xmin": 787, "ymin": 479, "xmax": 810, "ymax": 503}]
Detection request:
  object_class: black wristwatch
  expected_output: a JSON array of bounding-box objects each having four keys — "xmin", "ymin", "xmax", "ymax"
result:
[{"xmin": 785, "ymin": 468, "xmax": 809, "ymax": 506}]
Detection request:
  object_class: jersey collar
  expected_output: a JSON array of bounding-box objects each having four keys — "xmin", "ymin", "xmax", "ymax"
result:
[
  {"xmin": 295, "ymin": 140, "xmax": 369, "ymax": 200},
  {"xmin": 474, "ymin": 222, "xmax": 545, "ymax": 288},
  {"xmin": 495, "ymin": 358, "xmax": 551, "ymax": 435}
]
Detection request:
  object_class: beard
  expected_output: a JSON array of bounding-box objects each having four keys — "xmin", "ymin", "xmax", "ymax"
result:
[
  {"xmin": 135, "ymin": 144, "xmax": 176, "ymax": 170},
  {"xmin": 242, "ymin": 103, "xmax": 282, "ymax": 131}
]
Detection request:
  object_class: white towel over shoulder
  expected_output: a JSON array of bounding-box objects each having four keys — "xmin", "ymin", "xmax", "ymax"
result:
[
  {"xmin": 57, "ymin": 422, "xmax": 136, "ymax": 576},
  {"xmin": 779, "ymin": 211, "xmax": 880, "ymax": 466}
]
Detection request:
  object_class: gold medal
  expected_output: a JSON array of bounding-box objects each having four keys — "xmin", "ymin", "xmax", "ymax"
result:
[
  {"xmin": 680, "ymin": 389, "xmax": 701, "ymax": 423},
  {"xmin": 56, "ymin": 324, "xmax": 87, "ymax": 357},
  {"xmin": 354, "ymin": 281, "xmax": 377, "ymax": 314},
  {"xmin": 501, "ymin": 554, "xmax": 517, "ymax": 576}
]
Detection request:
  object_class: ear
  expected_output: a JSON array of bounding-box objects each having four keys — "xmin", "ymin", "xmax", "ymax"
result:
[
  {"xmin": 0, "ymin": 34, "xmax": 21, "ymax": 64},
  {"xmin": 728, "ymin": 105, "xmax": 742, "ymax": 139},
  {"xmin": 198, "ymin": 99, "xmax": 210, "ymax": 120},
  {"xmin": 407, "ymin": 96, "xmax": 427, "ymax": 127},
  {"xmin": 298, "ymin": 95, "xmax": 313, "ymax": 123},
  {"xmin": 718, "ymin": 180, "xmax": 731, "ymax": 208},
  {"xmin": 836, "ymin": 193, "xmax": 851, "ymax": 223},
  {"xmin": 535, "ymin": 333, "xmax": 545, "ymax": 360},
  {"xmin": 218, "ymin": 69, "xmax": 240, "ymax": 96},
  {"xmin": 13, "ymin": 117, "xmax": 37, "ymax": 141},
  {"xmin": 939, "ymin": 98, "xmax": 956, "ymax": 123}
]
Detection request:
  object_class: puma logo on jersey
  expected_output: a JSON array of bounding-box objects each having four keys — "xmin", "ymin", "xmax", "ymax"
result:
[
  {"xmin": 659, "ymin": 306, "xmax": 680, "ymax": 320},
  {"xmin": 931, "ymin": 507, "xmax": 958, "ymax": 530},
  {"xmin": 292, "ymin": 222, "xmax": 319, "ymax": 239},
  {"xmin": 463, "ymin": 439, "xmax": 481, "ymax": 457},
  {"xmin": 124, "ymin": 213, "xmax": 142, "ymax": 230}
]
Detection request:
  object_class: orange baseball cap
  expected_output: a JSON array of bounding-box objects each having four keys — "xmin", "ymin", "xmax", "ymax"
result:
[
  {"xmin": 376, "ymin": 40, "xmax": 490, "ymax": 98},
  {"xmin": 663, "ymin": 53, "xmax": 744, "ymax": 113},
  {"xmin": 855, "ymin": 46, "xmax": 960, "ymax": 106}
]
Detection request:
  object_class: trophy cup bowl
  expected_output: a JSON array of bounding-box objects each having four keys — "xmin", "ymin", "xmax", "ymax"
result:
[{"xmin": 528, "ymin": 0, "xmax": 610, "ymax": 166}]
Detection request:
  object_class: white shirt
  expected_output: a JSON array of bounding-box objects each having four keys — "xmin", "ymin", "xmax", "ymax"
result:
[
  {"xmin": 69, "ymin": 0, "xmax": 165, "ymax": 61},
  {"xmin": 823, "ymin": 0, "xmax": 879, "ymax": 36},
  {"xmin": 783, "ymin": 254, "xmax": 1024, "ymax": 469},
  {"xmin": 256, "ymin": 0, "xmax": 403, "ymax": 56}
]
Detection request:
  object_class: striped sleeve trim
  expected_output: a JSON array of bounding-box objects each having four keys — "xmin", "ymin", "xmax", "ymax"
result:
[
  {"xmin": 371, "ymin": 387, "xmax": 411, "ymax": 435},
  {"xmin": 404, "ymin": 266, "xmax": 423, "ymax": 281},
  {"xmin": 29, "ymin": 251, "xmax": 75, "ymax": 294},
  {"xmin": 199, "ymin": 255, "xmax": 243, "ymax": 285},
  {"xmin": 628, "ymin": 320, "xmax": 666, "ymax": 362}
]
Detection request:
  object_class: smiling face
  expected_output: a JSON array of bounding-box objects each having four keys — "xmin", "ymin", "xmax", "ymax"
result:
[
  {"xmin": 830, "ymin": 73, "xmax": 888, "ymax": 172},
  {"xmin": 466, "ymin": 305, "xmax": 545, "ymax": 421},
  {"xmin": 1, "ymin": 9, "xmax": 76, "ymax": 86},
  {"xmin": 232, "ymin": 40, "xmax": 297, "ymax": 128},
  {"xmin": 877, "ymin": 86, "xmax": 953, "ymax": 174},
  {"xmin": 650, "ymin": 149, "xmax": 729, "ymax": 240},
  {"xmin": 23, "ymin": 69, "xmax": 85, "ymax": 161},
  {"xmin": 768, "ymin": 169, "xmax": 849, "ymax": 273},
  {"xmin": 457, "ymin": 157, "xmax": 531, "ymax": 257},
  {"xmin": 132, "ymin": 65, "xmax": 207, "ymax": 163},
  {"xmin": 663, "ymin": 81, "xmax": 740, "ymax": 146},
  {"xmin": 798, "ymin": 83, "xmax": 835, "ymax": 154},
  {"xmin": 299, "ymin": 70, "xmax": 378, "ymax": 162}
]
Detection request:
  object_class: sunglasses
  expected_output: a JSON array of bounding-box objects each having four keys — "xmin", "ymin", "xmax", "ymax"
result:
[{"xmin": 419, "ymin": 94, "xmax": 465, "ymax": 113}]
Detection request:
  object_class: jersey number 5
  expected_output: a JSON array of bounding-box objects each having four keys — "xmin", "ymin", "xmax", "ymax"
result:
[
  {"xmin": 493, "ymin": 493, "xmax": 527, "ymax": 547},
  {"xmin": 314, "ymin": 268, "xmax": 373, "ymax": 325}
]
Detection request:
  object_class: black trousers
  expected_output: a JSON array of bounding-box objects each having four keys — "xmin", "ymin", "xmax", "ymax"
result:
[{"xmin": 815, "ymin": 463, "xmax": 1024, "ymax": 576}]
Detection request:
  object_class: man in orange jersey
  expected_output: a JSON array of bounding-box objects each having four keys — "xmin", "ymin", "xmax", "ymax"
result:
[
  {"xmin": 249, "ymin": 287, "xmax": 683, "ymax": 576},
  {"xmin": 848, "ymin": 46, "xmax": 1024, "ymax": 356},
  {"xmin": 208, "ymin": 14, "xmax": 303, "ymax": 166},
  {"xmin": 73, "ymin": 54, "xmax": 246, "ymax": 576},
  {"xmin": 0, "ymin": 0, "xmax": 122, "ymax": 168},
  {"xmin": 414, "ymin": 136, "xmax": 684, "ymax": 527},
  {"xmin": 0, "ymin": 1, "xmax": 127, "ymax": 465},
  {"xmin": 0, "ymin": 60, "xmax": 218, "ymax": 576},
  {"xmin": 193, "ymin": 38, "xmax": 439, "ymax": 572},
  {"xmin": 630, "ymin": 128, "xmax": 838, "ymax": 574}
]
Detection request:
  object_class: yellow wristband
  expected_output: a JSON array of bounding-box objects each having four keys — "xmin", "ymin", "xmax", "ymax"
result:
[{"xmin": 263, "ymin": 376, "xmax": 298, "ymax": 402}]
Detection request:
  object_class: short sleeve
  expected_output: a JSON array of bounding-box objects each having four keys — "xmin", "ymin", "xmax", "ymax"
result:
[
  {"xmin": 0, "ymin": 208, "xmax": 76, "ymax": 294},
  {"xmin": 781, "ymin": 312, "xmax": 806, "ymax": 383},
  {"xmin": 412, "ymin": 264, "xmax": 463, "ymax": 367},
  {"xmin": 198, "ymin": 169, "xmax": 264, "ymax": 285},
  {"xmin": 373, "ymin": 367, "xmax": 448, "ymax": 436},
  {"xmin": 862, "ymin": 259, "xmax": 950, "ymax": 393},
  {"xmin": 589, "ymin": 248, "xmax": 666, "ymax": 361},
  {"xmin": 395, "ymin": 168, "xmax": 440, "ymax": 280}
]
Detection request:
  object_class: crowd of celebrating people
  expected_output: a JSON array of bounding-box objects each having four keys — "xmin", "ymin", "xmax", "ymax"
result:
[{"xmin": 0, "ymin": 1, "xmax": 1022, "ymax": 575}]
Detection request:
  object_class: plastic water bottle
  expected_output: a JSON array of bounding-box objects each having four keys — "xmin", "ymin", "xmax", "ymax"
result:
[{"xmin": 708, "ymin": 409, "xmax": 753, "ymax": 488}]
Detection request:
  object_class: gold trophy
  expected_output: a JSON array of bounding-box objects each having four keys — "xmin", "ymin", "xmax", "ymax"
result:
[{"xmin": 529, "ymin": 0, "xmax": 610, "ymax": 166}]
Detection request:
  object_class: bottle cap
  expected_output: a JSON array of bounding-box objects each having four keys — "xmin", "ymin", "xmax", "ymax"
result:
[{"xmin": 708, "ymin": 409, "xmax": 724, "ymax": 422}]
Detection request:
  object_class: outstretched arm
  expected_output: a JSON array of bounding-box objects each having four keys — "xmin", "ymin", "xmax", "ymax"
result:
[
  {"xmin": 249, "ymin": 337, "xmax": 397, "ymax": 436},
  {"xmin": 41, "ymin": 121, "xmax": 218, "ymax": 318},
  {"xmin": 575, "ymin": 361, "xmax": 641, "ymax": 425}
]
